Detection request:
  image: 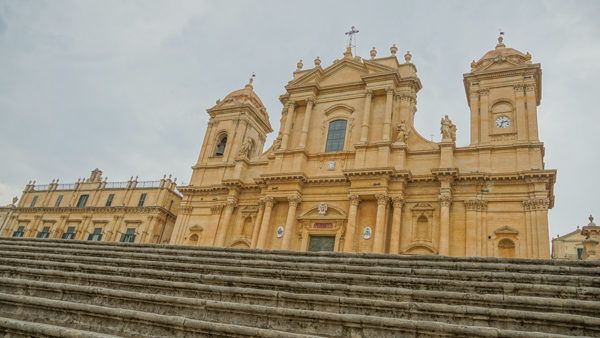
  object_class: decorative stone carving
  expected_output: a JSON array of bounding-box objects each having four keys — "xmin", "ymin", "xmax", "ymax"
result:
[
  {"xmin": 271, "ymin": 136, "xmax": 282, "ymax": 151},
  {"xmin": 264, "ymin": 196, "xmax": 275, "ymax": 208},
  {"xmin": 465, "ymin": 199, "xmax": 487, "ymax": 211},
  {"xmin": 439, "ymin": 193, "xmax": 452, "ymax": 207},
  {"xmin": 210, "ymin": 204, "xmax": 225, "ymax": 215},
  {"xmin": 287, "ymin": 195, "xmax": 301, "ymax": 207},
  {"xmin": 237, "ymin": 138, "xmax": 254, "ymax": 158},
  {"xmin": 392, "ymin": 196, "xmax": 404, "ymax": 208},
  {"xmin": 318, "ymin": 202, "xmax": 328, "ymax": 215},
  {"xmin": 390, "ymin": 44, "xmax": 398, "ymax": 56},
  {"xmin": 370, "ymin": 47, "xmax": 377, "ymax": 59}
]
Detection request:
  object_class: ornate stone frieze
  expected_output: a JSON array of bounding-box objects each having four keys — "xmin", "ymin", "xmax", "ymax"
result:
[
  {"xmin": 464, "ymin": 199, "xmax": 487, "ymax": 211},
  {"xmin": 210, "ymin": 204, "xmax": 225, "ymax": 215},
  {"xmin": 375, "ymin": 194, "xmax": 389, "ymax": 205}
]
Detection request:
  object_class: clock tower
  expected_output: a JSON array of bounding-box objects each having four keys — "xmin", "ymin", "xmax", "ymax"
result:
[{"xmin": 464, "ymin": 34, "xmax": 542, "ymax": 145}]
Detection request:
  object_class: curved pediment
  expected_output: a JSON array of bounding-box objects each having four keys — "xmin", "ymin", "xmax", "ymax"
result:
[
  {"xmin": 298, "ymin": 204, "xmax": 347, "ymax": 220},
  {"xmin": 411, "ymin": 203, "xmax": 435, "ymax": 211},
  {"xmin": 189, "ymin": 224, "xmax": 204, "ymax": 232},
  {"xmin": 324, "ymin": 103, "xmax": 354, "ymax": 116}
]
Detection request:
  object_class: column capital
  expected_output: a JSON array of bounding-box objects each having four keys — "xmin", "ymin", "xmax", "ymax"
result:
[
  {"xmin": 264, "ymin": 196, "xmax": 275, "ymax": 207},
  {"xmin": 478, "ymin": 89, "xmax": 489, "ymax": 96},
  {"xmin": 513, "ymin": 83, "xmax": 526, "ymax": 92},
  {"xmin": 365, "ymin": 89, "xmax": 373, "ymax": 96},
  {"xmin": 438, "ymin": 193, "xmax": 452, "ymax": 207},
  {"xmin": 391, "ymin": 195, "xmax": 404, "ymax": 208},
  {"xmin": 349, "ymin": 194, "xmax": 361, "ymax": 206},
  {"xmin": 287, "ymin": 194, "xmax": 302, "ymax": 207},
  {"xmin": 306, "ymin": 97, "xmax": 315, "ymax": 105},
  {"xmin": 386, "ymin": 87, "xmax": 395, "ymax": 95},
  {"xmin": 257, "ymin": 198, "xmax": 266, "ymax": 208},
  {"xmin": 375, "ymin": 194, "xmax": 389, "ymax": 206},
  {"xmin": 286, "ymin": 100, "xmax": 296, "ymax": 109},
  {"xmin": 226, "ymin": 196, "xmax": 238, "ymax": 208}
]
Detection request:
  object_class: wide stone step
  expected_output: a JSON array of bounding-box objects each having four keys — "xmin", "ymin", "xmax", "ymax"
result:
[
  {"xmin": 0, "ymin": 290, "xmax": 574, "ymax": 338},
  {"xmin": 4, "ymin": 264, "xmax": 599, "ymax": 318},
  {"xmin": 0, "ymin": 292, "xmax": 322, "ymax": 338},
  {"xmin": 3, "ymin": 276, "xmax": 599, "ymax": 337},
  {"xmin": 1, "ymin": 254, "xmax": 598, "ymax": 301},
  {"xmin": 2, "ymin": 244, "xmax": 597, "ymax": 287},
  {"xmin": 0, "ymin": 316, "xmax": 118, "ymax": 338},
  {"xmin": 3, "ymin": 239, "xmax": 598, "ymax": 276}
]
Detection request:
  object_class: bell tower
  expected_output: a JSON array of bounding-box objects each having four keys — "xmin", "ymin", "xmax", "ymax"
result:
[
  {"xmin": 464, "ymin": 34, "xmax": 542, "ymax": 146},
  {"xmin": 192, "ymin": 78, "xmax": 272, "ymax": 186}
]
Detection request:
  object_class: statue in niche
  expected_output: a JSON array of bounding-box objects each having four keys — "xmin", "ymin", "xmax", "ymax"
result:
[
  {"xmin": 238, "ymin": 138, "xmax": 254, "ymax": 157},
  {"xmin": 272, "ymin": 135, "xmax": 282, "ymax": 151},
  {"xmin": 396, "ymin": 120, "xmax": 410, "ymax": 144},
  {"xmin": 440, "ymin": 115, "xmax": 456, "ymax": 142}
]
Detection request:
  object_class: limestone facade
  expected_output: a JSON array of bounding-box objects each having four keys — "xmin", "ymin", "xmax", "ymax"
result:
[
  {"xmin": 551, "ymin": 226, "xmax": 586, "ymax": 260},
  {"xmin": 0, "ymin": 198, "xmax": 17, "ymax": 235},
  {"xmin": 170, "ymin": 36, "xmax": 556, "ymax": 258},
  {"xmin": 1, "ymin": 169, "xmax": 181, "ymax": 244}
]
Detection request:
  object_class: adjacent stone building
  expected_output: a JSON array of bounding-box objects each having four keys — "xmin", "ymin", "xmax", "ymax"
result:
[
  {"xmin": 0, "ymin": 197, "xmax": 17, "ymax": 235},
  {"xmin": 1, "ymin": 169, "xmax": 181, "ymax": 244},
  {"xmin": 551, "ymin": 226, "xmax": 586, "ymax": 260},
  {"xmin": 170, "ymin": 35, "xmax": 556, "ymax": 258}
]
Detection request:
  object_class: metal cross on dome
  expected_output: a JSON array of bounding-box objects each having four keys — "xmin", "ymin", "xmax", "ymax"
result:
[{"xmin": 345, "ymin": 26, "xmax": 359, "ymax": 50}]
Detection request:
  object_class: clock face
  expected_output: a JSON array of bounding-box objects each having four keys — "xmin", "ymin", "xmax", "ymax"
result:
[{"xmin": 495, "ymin": 115, "xmax": 511, "ymax": 128}]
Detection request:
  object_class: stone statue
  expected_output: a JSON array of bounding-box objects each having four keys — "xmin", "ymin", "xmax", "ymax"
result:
[
  {"xmin": 440, "ymin": 115, "xmax": 456, "ymax": 142},
  {"xmin": 272, "ymin": 136, "xmax": 282, "ymax": 151},
  {"xmin": 238, "ymin": 138, "xmax": 254, "ymax": 157},
  {"xmin": 396, "ymin": 120, "xmax": 410, "ymax": 144}
]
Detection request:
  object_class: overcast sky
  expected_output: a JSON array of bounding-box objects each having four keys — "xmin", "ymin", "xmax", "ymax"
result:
[{"xmin": 1, "ymin": 0, "xmax": 599, "ymax": 238}]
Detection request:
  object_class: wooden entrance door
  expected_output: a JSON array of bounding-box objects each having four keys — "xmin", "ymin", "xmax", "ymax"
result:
[{"xmin": 308, "ymin": 235, "xmax": 335, "ymax": 252}]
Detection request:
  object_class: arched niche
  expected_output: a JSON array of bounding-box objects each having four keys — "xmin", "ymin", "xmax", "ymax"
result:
[{"xmin": 493, "ymin": 225, "xmax": 520, "ymax": 258}]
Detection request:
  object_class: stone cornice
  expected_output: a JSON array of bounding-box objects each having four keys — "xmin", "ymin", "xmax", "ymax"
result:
[
  {"xmin": 343, "ymin": 167, "xmax": 395, "ymax": 178},
  {"xmin": 14, "ymin": 205, "xmax": 177, "ymax": 219}
]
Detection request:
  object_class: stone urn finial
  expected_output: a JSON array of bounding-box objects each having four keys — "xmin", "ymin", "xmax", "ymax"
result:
[
  {"xmin": 404, "ymin": 51, "xmax": 412, "ymax": 63},
  {"xmin": 314, "ymin": 56, "xmax": 321, "ymax": 67},
  {"xmin": 296, "ymin": 59, "xmax": 303, "ymax": 71},
  {"xmin": 370, "ymin": 47, "xmax": 377, "ymax": 59},
  {"xmin": 390, "ymin": 44, "xmax": 398, "ymax": 56}
]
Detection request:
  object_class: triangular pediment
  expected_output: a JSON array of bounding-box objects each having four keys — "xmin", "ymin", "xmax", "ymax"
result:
[
  {"xmin": 494, "ymin": 225, "xmax": 518, "ymax": 235},
  {"xmin": 319, "ymin": 59, "xmax": 368, "ymax": 87},
  {"xmin": 298, "ymin": 205, "xmax": 347, "ymax": 220}
]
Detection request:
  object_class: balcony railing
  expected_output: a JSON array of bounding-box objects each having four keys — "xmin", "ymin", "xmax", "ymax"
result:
[
  {"xmin": 56, "ymin": 183, "xmax": 76, "ymax": 190},
  {"xmin": 32, "ymin": 184, "xmax": 50, "ymax": 191},
  {"xmin": 104, "ymin": 181, "xmax": 128, "ymax": 189},
  {"xmin": 136, "ymin": 180, "xmax": 161, "ymax": 188}
]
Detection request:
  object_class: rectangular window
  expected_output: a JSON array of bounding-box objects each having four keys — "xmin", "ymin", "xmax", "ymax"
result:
[
  {"xmin": 37, "ymin": 226, "xmax": 51, "ymax": 239},
  {"xmin": 87, "ymin": 227, "xmax": 103, "ymax": 241},
  {"xmin": 54, "ymin": 195, "xmax": 63, "ymax": 208},
  {"xmin": 29, "ymin": 196, "xmax": 38, "ymax": 208},
  {"xmin": 76, "ymin": 194, "xmax": 89, "ymax": 208},
  {"xmin": 121, "ymin": 228, "xmax": 136, "ymax": 243},
  {"xmin": 577, "ymin": 247, "xmax": 584, "ymax": 260},
  {"xmin": 138, "ymin": 193, "xmax": 147, "ymax": 207},
  {"xmin": 105, "ymin": 193, "xmax": 115, "ymax": 207},
  {"xmin": 12, "ymin": 226, "xmax": 25, "ymax": 238},
  {"xmin": 61, "ymin": 226, "xmax": 76, "ymax": 240}
]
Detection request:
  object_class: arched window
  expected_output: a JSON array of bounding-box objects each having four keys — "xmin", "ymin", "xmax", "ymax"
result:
[
  {"xmin": 214, "ymin": 134, "xmax": 228, "ymax": 156},
  {"xmin": 325, "ymin": 119, "xmax": 347, "ymax": 152}
]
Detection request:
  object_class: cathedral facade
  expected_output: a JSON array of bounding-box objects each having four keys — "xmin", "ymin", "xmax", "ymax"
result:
[{"xmin": 171, "ymin": 36, "xmax": 556, "ymax": 258}]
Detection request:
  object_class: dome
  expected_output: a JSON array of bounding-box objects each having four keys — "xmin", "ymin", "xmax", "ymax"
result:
[{"xmin": 470, "ymin": 35, "xmax": 532, "ymax": 72}]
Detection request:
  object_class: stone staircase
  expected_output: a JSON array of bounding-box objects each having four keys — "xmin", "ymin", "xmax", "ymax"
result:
[{"xmin": 0, "ymin": 238, "xmax": 598, "ymax": 337}]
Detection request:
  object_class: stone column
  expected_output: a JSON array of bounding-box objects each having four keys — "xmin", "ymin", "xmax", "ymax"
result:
[
  {"xmin": 250, "ymin": 199, "xmax": 265, "ymax": 248},
  {"xmin": 525, "ymin": 84, "xmax": 539, "ymax": 141},
  {"xmin": 534, "ymin": 198, "xmax": 550, "ymax": 258},
  {"xmin": 256, "ymin": 196, "xmax": 274, "ymax": 249},
  {"xmin": 479, "ymin": 89, "xmax": 490, "ymax": 143},
  {"xmin": 438, "ymin": 193, "xmax": 452, "ymax": 256},
  {"xmin": 298, "ymin": 99, "xmax": 314, "ymax": 149},
  {"xmin": 388, "ymin": 196, "xmax": 404, "ymax": 254},
  {"xmin": 343, "ymin": 195, "xmax": 360, "ymax": 252},
  {"xmin": 281, "ymin": 194, "xmax": 301, "ymax": 250},
  {"xmin": 280, "ymin": 101, "xmax": 296, "ymax": 150},
  {"xmin": 382, "ymin": 88, "xmax": 394, "ymax": 142},
  {"xmin": 359, "ymin": 90, "xmax": 373, "ymax": 143},
  {"xmin": 464, "ymin": 200, "xmax": 478, "ymax": 257},
  {"xmin": 514, "ymin": 84, "xmax": 528, "ymax": 141},
  {"xmin": 522, "ymin": 200, "xmax": 533, "ymax": 257},
  {"xmin": 214, "ymin": 196, "xmax": 237, "ymax": 247},
  {"xmin": 372, "ymin": 194, "xmax": 389, "ymax": 253},
  {"xmin": 469, "ymin": 91, "xmax": 480, "ymax": 145}
]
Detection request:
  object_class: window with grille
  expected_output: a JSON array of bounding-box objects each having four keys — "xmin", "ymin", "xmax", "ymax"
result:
[
  {"xmin": 12, "ymin": 226, "xmax": 25, "ymax": 238},
  {"xmin": 138, "ymin": 193, "xmax": 147, "ymax": 207},
  {"xmin": 54, "ymin": 195, "xmax": 63, "ymax": 208},
  {"xmin": 121, "ymin": 228, "xmax": 136, "ymax": 243},
  {"xmin": 76, "ymin": 194, "xmax": 89, "ymax": 208},
  {"xmin": 37, "ymin": 226, "xmax": 51, "ymax": 239},
  {"xmin": 106, "ymin": 194, "xmax": 114, "ymax": 207},
  {"xmin": 325, "ymin": 120, "xmax": 347, "ymax": 152},
  {"xmin": 62, "ymin": 226, "xmax": 76, "ymax": 240},
  {"xmin": 87, "ymin": 227, "xmax": 102, "ymax": 241}
]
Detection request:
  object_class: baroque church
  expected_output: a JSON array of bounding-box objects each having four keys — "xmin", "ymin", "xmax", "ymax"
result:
[{"xmin": 170, "ymin": 35, "xmax": 556, "ymax": 258}]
